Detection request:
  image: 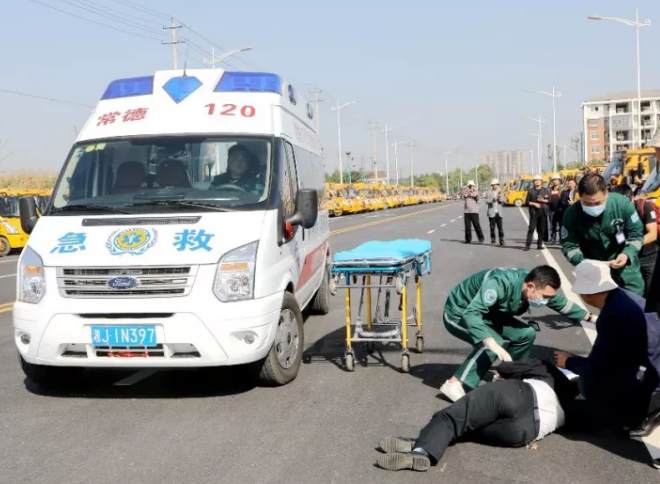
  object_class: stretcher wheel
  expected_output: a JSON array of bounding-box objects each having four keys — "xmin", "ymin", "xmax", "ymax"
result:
[
  {"xmin": 367, "ymin": 342, "xmax": 375, "ymax": 354},
  {"xmin": 416, "ymin": 336, "xmax": 424, "ymax": 354},
  {"xmin": 401, "ymin": 353, "xmax": 410, "ymax": 373},
  {"xmin": 345, "ymin": 353, "xmax": 355, "ymax": 372}
]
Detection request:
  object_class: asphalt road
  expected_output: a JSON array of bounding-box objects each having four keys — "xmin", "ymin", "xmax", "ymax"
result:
[{"xmin": 1, "ymin": 203, "xmax": 659, "ymax": 484}]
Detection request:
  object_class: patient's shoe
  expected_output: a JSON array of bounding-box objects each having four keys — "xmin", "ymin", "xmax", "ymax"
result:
[
  {"xmin": 377, "ymin": 452, "xmax": 431, "ymax": 472},
  {"xmin": 378, "ymin": 437, "xmax": 414, "ymax": 453}
]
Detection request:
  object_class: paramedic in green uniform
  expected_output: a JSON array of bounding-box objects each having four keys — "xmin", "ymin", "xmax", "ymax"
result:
[
  {"xmin": 440, "ymin": 265, "xmax": 595, "ymax": 402},
  {"xmin": 560, "ymin": 173, "xmax": 645, "ymax": 296}
]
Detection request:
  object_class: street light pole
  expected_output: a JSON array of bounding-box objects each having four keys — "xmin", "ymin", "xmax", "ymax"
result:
[
  {"xmin": 382, "ymin": 125, "xmax": 400, "ymax": 185},
  {"xmin": 531, "ymin": 133, "xmax": 541, "ymax": 174},
  {"xmin": 331, "ymin": 100, "xmax": 360, "ymax": 184},
  {"xmin": 525, "ymin": 86, "xmax": 562, "ymax": 172},
  {"xmin": 203, "ymin": 46, "xmax": 252, "ymax": 68},
  {"xmin": 588, "ymin": 9, "xmax": 651, "ymax": 149},
  {"xmin": 526, "ymin": 116, "xmax": 546, "ymax": 174},
  {"xmin": 392, "ymin": 140, "xmax": 405, "ymax": 186},
  {"xmin": 444, "ymin": 149, "xmax": 451, "ymax": 195}
]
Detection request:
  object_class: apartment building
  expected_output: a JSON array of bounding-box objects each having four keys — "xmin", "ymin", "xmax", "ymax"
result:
[
  {"xmin": 481, "ymin": 150, "xmax": 526, "ymax": 178},
  {"xmin": 582, "ymin": 90, "xmax": 660, "ymax": 163}
]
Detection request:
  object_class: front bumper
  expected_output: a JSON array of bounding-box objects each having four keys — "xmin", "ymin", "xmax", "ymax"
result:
[{"xmin": 13, "ymin": 290, "xmax": 284, "ymax": 368}]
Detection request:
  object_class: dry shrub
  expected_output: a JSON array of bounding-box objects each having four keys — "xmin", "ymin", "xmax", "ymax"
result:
[{"xmin": 0, "ymin": 170, "xmax": 59, "ymax": 190}]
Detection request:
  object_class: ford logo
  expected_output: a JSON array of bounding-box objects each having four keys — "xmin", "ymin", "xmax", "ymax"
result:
[{"xmin": 107, "ymin": 276, "xmax": 139, "ymax": 289}]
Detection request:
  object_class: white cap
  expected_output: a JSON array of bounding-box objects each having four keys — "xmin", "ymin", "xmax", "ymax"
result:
[
  {"xmin": 491, "ymin": 178, "xmax": 499, "ymax": 185},
  {"xmin": 572, "ymin": 260, "xmax": 619, "ymax": 295},
  {"xmin": 467, "ymin": 180, "xmax": 476, "ymax": 187},
  {"xmin": 534, "ymin": 174, "xmax": 543, "ymax": 181},
  {"xmin": 551, "ymin": 174, "xmax": 561, "ymax": 180}
]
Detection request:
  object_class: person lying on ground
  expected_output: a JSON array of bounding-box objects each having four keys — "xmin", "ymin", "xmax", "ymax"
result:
[{"xmin": 376, "ymin": 358, "xmax": 578, "ymax": 472}]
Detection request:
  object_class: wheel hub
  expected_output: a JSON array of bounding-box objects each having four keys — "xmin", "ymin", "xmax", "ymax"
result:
[{"xmin": 275, "ymin": 309, "xmax": 299, "ymax": 369}]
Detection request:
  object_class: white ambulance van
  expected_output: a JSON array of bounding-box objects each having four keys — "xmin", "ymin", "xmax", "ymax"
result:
[{"xmin": 15, "ymin": 70, "xmax": 331, "ymax": 388}]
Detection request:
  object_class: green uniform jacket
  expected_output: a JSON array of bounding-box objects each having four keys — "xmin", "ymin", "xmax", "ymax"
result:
[
  {"xmin": 443, "ymin": 268, "xmax": 587, "ymax": 345},
  {"xmin": 561, "ymin": 192, "xmax": 644, "ymax": 292}
]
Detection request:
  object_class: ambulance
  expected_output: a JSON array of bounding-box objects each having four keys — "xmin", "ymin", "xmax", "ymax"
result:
[{"xmin": 14, "ymin": 70, "xmax": 330, "ymax": 388}]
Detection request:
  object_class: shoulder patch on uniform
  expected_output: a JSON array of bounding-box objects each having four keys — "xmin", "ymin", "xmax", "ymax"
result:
[
  {"xmin": 561, "ymin": 226, "xmax": 568, "ymax": 239},
  {"xmin": 631, "ymin": 212, "xmax": 640, "ymax": 224},
  {"xmin": 651, "ymin": 210, "xmax": 657, "ymax": 220},
  {"xmin": 483, "ymin": 289, "xmax": 497, "ymax": 306}
]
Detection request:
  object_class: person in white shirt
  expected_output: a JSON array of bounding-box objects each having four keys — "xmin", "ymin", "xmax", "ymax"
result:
[{"xmin": 375, "ymin": 358, "xmax": 575, "ymax": 472}]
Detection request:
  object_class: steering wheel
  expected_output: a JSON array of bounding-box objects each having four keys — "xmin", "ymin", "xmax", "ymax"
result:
[{"xmin": 211, "ymin": 184, "xmax": 249, "ymax": 193}]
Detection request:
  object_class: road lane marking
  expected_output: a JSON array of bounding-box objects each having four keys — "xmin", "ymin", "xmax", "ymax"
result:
[
  {"xmin": 114, "ymin": 369, "xmax": 159, "ymax": 386},
  {"xmin": 458, "ymin": 216, "xmax": 463, "ymax": 218},
  {"xmin": 516, "ymin": 207, "xmax": 660, "ymax": 461},
  {"xmin": 440, "ymin": 223, "xmax": 447, "ymax": 227},
  {"xmin": 450, "ymin": 219, "xmax": 456, "ymax": 223},
  {"xmin": 0, "ymin": 301, "xmax": 14, "ymax": 308},
  {"xmin": 0, "ymin": 305, "xmax": 13, "ymax": 314},
  {"xmin": 331, "ymin": 203, "xmax": 461, "ymax": 236},
  {"xmin": 0, "ymin": 274, "xmax": 16, "ymax": 279},
  {"xmin": 428, "ymin": 230, "xmax": 435, "ymax": 234}
]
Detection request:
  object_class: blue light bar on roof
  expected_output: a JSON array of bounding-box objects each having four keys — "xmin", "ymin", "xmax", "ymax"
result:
[
  {"xmin": 215, "ymin": 72, "xmax": 282, "ymax": 94},
  {"xmin": 101, "ymin": 76, "xmax": 154, "ymax": 100}
]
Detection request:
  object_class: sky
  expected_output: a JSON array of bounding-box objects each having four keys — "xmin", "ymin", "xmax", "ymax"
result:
[{"xmin": 3, "ymin": 0, "xmax": 660, "ymax": 178}]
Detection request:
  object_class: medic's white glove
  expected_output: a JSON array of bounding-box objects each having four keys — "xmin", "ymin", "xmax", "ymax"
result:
[
  {"xmin": 482, "ymin": 337, "xmax": 512, "ymax": 362},
  {"xmin": 584, "ymin": 312, "xmax": 598, "ymax": 324}
]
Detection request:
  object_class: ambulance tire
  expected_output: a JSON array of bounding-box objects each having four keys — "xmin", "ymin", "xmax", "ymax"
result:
[
  {"xmin": 310, "ymin": 266, "xmax": 330, "ymax": 315},
  {"xmin": 19, "ymin": 354, "xmax": 83, "ymax": 390},
  {"xmin": 0, "ymin": 237, "xmax": 10, "ymax": 257},
  {"xmin": 258, "ymin": 292, "xmax": 304, "ymax": 386},
  {"xmin": 514, "ymin": 199, "xmax": 523, "ymax": 208}
]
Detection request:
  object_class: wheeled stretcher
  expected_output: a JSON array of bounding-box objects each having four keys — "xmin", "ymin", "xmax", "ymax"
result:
[{"xmin": 330, "ymin": 239, "xmax": 432, "ymax": 373}]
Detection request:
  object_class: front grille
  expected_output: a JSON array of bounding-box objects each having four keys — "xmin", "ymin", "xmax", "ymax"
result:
[{"xmin": 57, "ymin": 265, "xmax": 198, "ymax": 299}]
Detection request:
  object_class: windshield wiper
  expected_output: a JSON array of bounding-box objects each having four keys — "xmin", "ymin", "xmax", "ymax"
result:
[
  {"xmin": 50, "ymin": 204, "xmax": 132, "ymax": 214},
  {"xmin": 129, "ymin": 200, "xmax": 237, "ymax": 212}
]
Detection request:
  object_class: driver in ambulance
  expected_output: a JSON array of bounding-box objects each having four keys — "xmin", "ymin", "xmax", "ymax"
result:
[{"xmin": 210, "ymin": 144, "xmax": 262, "ymax": 194}]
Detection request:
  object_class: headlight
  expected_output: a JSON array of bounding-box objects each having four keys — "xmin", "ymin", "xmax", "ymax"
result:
[
  {"xmin": 213, "ymin": 241, "xmax": 258, "ymax": 302},
  {"xmin": 2, "ymin": 221, "xmax": 18, "ymax": 235},
  {"xmin": 19, "ymin": 246, "xmax": 45, "ymax": 304}
]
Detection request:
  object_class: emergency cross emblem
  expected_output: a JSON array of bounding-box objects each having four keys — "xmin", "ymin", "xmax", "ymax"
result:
[{"xmin": 106, "ymin": 228, "xmax": 158, "ymax": 256}]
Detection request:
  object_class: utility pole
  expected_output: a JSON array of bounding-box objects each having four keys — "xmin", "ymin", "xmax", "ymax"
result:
[
  {"xmin": 309, "ymin": 87, "xmax": 323, "ymax": 135},
  {"xmin": 163, "ymin": 18, "xmax": 184, "ymax": 69},
  {"xmin": 369, "ymin": 121, "xmax": 378, "ymax": 182},
  {"xmin": 408, "ymin": 138, "xmax": 415, "ymax": 187}
]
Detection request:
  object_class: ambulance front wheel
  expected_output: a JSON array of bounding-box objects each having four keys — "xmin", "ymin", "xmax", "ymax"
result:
[
  {"xmin": 257, "ymin": 292, "xmax": 304, "ymax": 386},
  {"xmin": 514, "ymin": 199, "xmax": 523, "ymax": 207}
]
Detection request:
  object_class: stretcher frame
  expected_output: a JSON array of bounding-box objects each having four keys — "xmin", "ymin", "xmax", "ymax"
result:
[{"xmin": 331, "ymin": 251, "xmax": 432, "ymax": 373}]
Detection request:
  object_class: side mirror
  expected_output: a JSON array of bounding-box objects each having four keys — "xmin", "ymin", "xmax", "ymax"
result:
[
  {"xmin": 287, "ymin": 189, "xmax": 318, "ymax": 229},
  {"xmin": 19, "ymin": 196, "xmax": 39, "ymax": 234}
]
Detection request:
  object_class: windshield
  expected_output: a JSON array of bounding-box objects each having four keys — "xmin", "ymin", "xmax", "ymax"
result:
[
  {"xmin": 520, "ymin": 180, "xmax": 535, "ymax": 191},
  {"xmin": 50, "ymin": 136, "xmax": 272, "ymax": 215},
  {"xmin": 602, "ymin": 161, "xmax": 623, "ymax": 180},
  {"xmin": 642, "ymin": 167, "xmax": 660, "ymax": 194},
  {"xmin": 0, "ymin": 196, "xmax": 19, "ymax": 217}
]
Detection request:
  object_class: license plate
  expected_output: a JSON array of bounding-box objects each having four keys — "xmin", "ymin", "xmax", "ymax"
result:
[{"xmin": 91, "ymin": 325, "xmax": 157, "ymax": 347}]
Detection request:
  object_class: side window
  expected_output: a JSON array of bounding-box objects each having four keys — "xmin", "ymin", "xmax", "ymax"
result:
[{"xmin": 282, "ymin": 141, "xmax": 298, "ymax": 217}]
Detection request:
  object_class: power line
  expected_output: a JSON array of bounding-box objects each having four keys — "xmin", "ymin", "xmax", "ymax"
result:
[
  {"xmin": 29, "ymin": 0, "xmax": 163, "ymax": 41},
  {"xmin": 69, "ymin": 0, "xmax": 164, "ymax": 27},
  {"xmin": 54, "ymin": 0, "xmax": 169, "ymax": 37},
  {"xmin": 0, "ymin": 88, "xmax": 95, "ymax": 108},
  {"xmin": 110, "ymin": 0, "xmax": 170, "ymax": 20}
]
